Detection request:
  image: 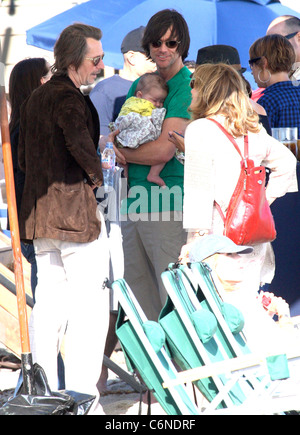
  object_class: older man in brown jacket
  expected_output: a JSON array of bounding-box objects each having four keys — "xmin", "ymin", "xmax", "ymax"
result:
[{"xmin": 18, "ymin": 24, "xmax": 109, "ymax": 414}]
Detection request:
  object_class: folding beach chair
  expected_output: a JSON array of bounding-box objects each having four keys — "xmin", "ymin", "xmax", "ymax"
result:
[
  {"xmin": 112, "ymin": 278, "xmax": 200, "ymax": 416},
  {"xmin": 161, "ymin": 262, "xmax": 300, "ymax": 415},
  {"xmin": 178, "ymin": 262, "xmax": 251, "ymax": 356},
  {"xmin": 160, "ymin": 264, "xmax": 251, "ymax": 410}
]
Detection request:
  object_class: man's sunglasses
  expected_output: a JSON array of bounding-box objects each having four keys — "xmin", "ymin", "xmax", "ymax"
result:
[
  {"xmin": 248, "ymin": 57, "xmax": 262, "ymax": 67},
  {"xmin": 85, "ymin": 54, "xmax": 105, "ymax": 66},
  {"xmin": 285, "ymin": 31, "xmax": 299, "ymax": 40},
  {"xmin": 151, "ymin": 40, "xmax": 181, "ymax": 49}
]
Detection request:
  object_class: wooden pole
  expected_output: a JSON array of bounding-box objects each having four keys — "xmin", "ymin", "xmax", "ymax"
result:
[
  {"xmin": 0, "ymin": 83, "xmax": 35, "ymax": 394},
  {"xmin": 0, "ymin": 86, "xmax": 31, "ymax": 355}
]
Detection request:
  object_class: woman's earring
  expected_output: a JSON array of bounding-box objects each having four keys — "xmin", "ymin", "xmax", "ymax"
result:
[{"xmin": 258, "ymin": 69, "xmax": 271, "ymax": 85}]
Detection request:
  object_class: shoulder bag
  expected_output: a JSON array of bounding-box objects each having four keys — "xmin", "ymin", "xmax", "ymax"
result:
[{"xmin": 208, "ymin": 118, "xmax": 276, "ymax": 246}]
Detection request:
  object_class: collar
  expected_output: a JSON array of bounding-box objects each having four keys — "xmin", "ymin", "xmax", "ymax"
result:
[
  {"xmin": 50, "ymin": 74, "xmax": 81, "ymax": 91},
  {"xmin": 291, "ymin": 67, "xmax": 300, "ymax": 81}
]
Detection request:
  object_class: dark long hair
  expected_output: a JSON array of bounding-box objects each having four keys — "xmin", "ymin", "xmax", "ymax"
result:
[
  {"xmin": 142, "ymin": 9, "xmax": 190, "ymax": 61},
  {"xmin": 9, "ymin": 58, "xmax": 49, "ymax": 134}
]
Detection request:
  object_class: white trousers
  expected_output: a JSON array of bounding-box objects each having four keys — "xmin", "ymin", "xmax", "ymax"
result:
[{"xmin": 29, "ymin": 219, "xmax": 110, "ymax": 397}]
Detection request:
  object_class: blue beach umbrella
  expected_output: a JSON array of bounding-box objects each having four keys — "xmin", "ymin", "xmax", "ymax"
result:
[{"xmin": 26, "ymin": 0, "xmax": 300, "ymax": 73}]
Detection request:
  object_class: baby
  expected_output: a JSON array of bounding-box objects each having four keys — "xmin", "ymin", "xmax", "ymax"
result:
[{"xmin": 112, "ymin": 72, "xmax": 168, "ymax": 187}]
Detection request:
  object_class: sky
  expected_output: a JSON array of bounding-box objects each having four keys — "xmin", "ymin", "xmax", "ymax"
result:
[{"xmin": 280, "ymin": 0, "xmax": 300, "ymax": 13}]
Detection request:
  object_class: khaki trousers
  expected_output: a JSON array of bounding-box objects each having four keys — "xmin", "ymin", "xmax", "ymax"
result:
[{"xmin": 121, "ymin": 211, "xmax": 187, "ymax": 321}]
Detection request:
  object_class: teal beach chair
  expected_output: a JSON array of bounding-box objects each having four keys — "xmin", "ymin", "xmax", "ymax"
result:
[
  {"xmin": 182, "ymin": 262, "xmax": 250, "ymax": 356},
  {"xmin": 160, "ymin": 264, "xmax": 251, "ymax": 410},
  {"xmin": 112, "ymin": 278, "xmax": 200, "ymax": 416},
  {"xmin": 161, "ymin": 261, "xmax": 300, "ymax": 415}
]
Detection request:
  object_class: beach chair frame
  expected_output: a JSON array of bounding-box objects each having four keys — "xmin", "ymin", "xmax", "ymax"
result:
[
  {"xmin": 160, "ymin": 265, "xmax": 255, "ymax": 409},
  {"xmin": 161, "ymin": 262, "xmax": 300, "ymax": 415},
  {"xmin": 112, "ymin": 278, "xmax": 200, "ymax": 416}
]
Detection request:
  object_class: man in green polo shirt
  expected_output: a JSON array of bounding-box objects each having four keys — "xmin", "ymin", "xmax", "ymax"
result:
[{"xmin": 119, "ymin": 9, "xmax": 192, "ymax": 320}]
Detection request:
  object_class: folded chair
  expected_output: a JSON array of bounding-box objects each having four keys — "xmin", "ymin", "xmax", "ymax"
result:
[
  {"xmin": 161, "ymin": 262, "xmax": 300, "ymax": 415},
  {"xmin": 112, "ymin": 278, "xmax": 200, "ymax": 416},
  {"xmin": 160, "ymin": 264, "xmax": 251, "ymax": 410},
  {"xmin": 179, "ymin": 262, "xmax": 251, "ymax": 356}
]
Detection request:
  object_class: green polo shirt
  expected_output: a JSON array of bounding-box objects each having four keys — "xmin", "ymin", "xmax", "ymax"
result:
[{"xmin": 121, "ymin": 66, "xmax": 192, "ymax": 215}]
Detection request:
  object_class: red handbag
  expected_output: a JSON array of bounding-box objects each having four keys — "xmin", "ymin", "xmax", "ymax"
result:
[{"xmin": 208, "ymin": 118, "xmax": 277, "ymax": 246}]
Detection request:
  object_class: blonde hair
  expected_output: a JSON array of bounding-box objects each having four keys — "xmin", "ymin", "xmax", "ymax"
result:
[{"xmin": 191, "ymin": 63, "xmax": 260, "ymax": 137}]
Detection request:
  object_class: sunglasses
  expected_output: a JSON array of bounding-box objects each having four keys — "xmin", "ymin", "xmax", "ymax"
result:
[
  {"xmin": 285, "ymin": 31, "xmax": 298, "ymax": 40},
  {"xmin": 85, "ymin": 54, "xmax": 105, "ymax": 66},
  {"xmin": 190, "ymin": 77, "xmax": 195, "ymax": 89},
  {"xmin": 248, "ymin": 57, "xmax": 262, "ymax": 67},
  {"xmin": 151, "ymin": 40, "xmax": 181, "ymax": 49}
]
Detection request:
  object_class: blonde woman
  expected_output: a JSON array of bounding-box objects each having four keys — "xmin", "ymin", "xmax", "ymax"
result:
[{"xmin": 181, "ymin": 63, "xmax": 297, "ymax": 351}]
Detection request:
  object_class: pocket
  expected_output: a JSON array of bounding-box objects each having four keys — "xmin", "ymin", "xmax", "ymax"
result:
[{"xmin": 46, "ymin": 184, "xmax": 88, "ymax": 233}]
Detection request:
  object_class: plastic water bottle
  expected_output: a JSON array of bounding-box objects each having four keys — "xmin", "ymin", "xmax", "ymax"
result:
[{"xmin": 101, "ymin": 142, "xmax": 115, "ymax": 192}]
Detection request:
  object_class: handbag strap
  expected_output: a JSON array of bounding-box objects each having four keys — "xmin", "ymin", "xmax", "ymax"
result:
[
  {"xmin": 207, "ymin": 118, "xmax": 249, "ymax": 224},
  {"xmin": 207, "ymin": 118, "xmax": 249, "ymax": 160}
]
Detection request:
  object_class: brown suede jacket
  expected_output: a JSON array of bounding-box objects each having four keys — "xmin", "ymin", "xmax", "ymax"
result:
[{"xmin": 18, "ymin": 75, "xmax": 103, "ymax": 243}]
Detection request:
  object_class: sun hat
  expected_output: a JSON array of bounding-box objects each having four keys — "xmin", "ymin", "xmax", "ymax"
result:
[{"xmin": 188, "ymin": 234, "xmax": 253, "ymax": 263}]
